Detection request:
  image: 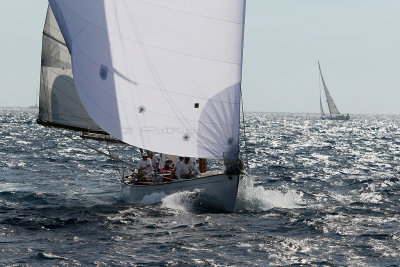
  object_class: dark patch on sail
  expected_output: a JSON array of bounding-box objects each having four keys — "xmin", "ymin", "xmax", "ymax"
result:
[
  {"xmin": 183, "ymin": 134, "xmax": 190, "ymax": 141},
  {"xmin": 227, "ymin": 137, "xmax": 234, "ymax": 145},
  {"xmin": 100, "ymin": 65, "xmax": 108, "ymax": 80},
  {"xmin": 138, "ymin": 106, "xmax": 146, "ymax": 114}
]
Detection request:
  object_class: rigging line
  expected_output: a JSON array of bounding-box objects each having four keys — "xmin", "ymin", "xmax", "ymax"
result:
[
  {"xmin": 104, "ymin": 135, "xmax": 126, "ymax": 182},
  {"xmin": 54, "ymin": 128, "xmax": 135, "ymax": 169},
  {"xmin": 43, "ymin": 31, "xmax": 67, "ymax": 47},
  {"xmin": 240, "ymin": 90, "xmax": 249, "ymax": 171}
]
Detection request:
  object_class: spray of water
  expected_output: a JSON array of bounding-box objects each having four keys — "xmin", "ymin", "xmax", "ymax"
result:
[
  {"xmin": 153, "ymin": 175, "xmax": 303, "ymax": 213},
  {"xmin": 236, "ymin": 174, "xmax": 303, "ymax": 212},
  {"xmin": 141, "ymin": 192, "xmax": 166, "ymax": 205},
  {"xmin": 160, "ymin": 189, "xmax": 204, "ymax": 213}
]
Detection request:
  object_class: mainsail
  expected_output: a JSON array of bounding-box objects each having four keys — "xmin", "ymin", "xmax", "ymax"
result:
[
  {"xmin": 48, "ymin": 0, "xmax": 246, "ymax": 160},
  {"xmin": 39, "ymin": 6, "xmax": 105, "ymax": 134},
  {"xmin": 318, "ymin": 62, "xmax": 340, "ymax": 116}
]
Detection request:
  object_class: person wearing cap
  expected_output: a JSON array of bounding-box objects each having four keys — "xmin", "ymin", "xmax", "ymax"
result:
[
  {"xmin": 137, "ymin": 152, "xmax": 153, "ymax": 178},
  {"xmin": 175, "ymin": 157, "xmax": 200, "ymax": 179}
]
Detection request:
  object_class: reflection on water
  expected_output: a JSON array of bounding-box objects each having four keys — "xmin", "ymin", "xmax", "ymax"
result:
[{"xmin": 1, "ymin": 108, "xmax": 399, "ymax": 266}]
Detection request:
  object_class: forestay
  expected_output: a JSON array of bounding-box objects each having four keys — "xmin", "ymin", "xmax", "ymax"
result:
[
  {"xmin": 49, "ymin": 0, "xmax": 246, "ymax": 160},
  {"xmin": 39, "ymin": 5, "xmax": 104, "ymax": 133}
]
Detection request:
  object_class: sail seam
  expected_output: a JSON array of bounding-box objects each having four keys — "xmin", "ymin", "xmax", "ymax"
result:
[
  {"xmin": 43, "ymin": 31, "xmax": 67, "ymax": 47},
  {"xmin": 136, "ymin": 0, "xmax": 243, "ymax": 25}
]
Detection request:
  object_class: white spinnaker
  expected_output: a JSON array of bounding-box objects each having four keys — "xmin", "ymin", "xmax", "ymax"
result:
[{"xmin": 49, "ymin": 0, "xmax": 246, "ymax": 160}]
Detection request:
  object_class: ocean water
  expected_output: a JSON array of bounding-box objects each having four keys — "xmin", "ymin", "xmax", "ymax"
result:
[{"xmin": 1, "ymin": 107, "xmax": 399, "ymax": 266}]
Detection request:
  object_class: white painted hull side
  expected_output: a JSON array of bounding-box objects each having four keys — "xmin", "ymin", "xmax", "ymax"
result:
[
  {"xmin": 122, "ymin": 173, "xmax": 240, "ymax": 212},
  {"xmin": 321, "ymin": 114, "xmax": 350, "ymax": 120}
]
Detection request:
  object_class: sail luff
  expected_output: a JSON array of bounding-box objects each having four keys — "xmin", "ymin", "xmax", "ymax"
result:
[{"xmin": 318, "ymin": 62, "xmax": 341, "ymax": 116}]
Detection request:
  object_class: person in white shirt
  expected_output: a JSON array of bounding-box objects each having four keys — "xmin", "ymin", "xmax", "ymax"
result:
[
  {"xmin": 172, "ymin": 157, "xmax": 184, "ymax": 178},
  {"xmin": 137, "ymin": 152, "xmax": 153, "ymax": 178},
  {"xmin": 175, "ymin": 157, "xmax": 200, "ymax": 179}
]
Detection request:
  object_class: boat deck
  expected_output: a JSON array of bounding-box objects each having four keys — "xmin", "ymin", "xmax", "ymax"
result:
[{"xmin": 122, "ymin": 170, "xmax": 225, "ymax": 186}]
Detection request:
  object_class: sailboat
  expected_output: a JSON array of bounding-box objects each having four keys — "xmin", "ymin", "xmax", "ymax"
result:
[
  {"xmin": 318, "ymin": 62, "xmax": 350, "ymax": 120},
  {"xmin": 37, "ymin": 1, "xmax": 247, "ymax": 212}
]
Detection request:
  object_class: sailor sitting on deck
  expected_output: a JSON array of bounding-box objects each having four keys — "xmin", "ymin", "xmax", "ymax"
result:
[
  {"xmin": 175, "ymin": 157, "xmax": 200, "ymax": 180},
  {"xmin": 137, "ymin": 152, "xmax": 153, "ymax": 178},
  {"xmin": 161, "ymin": 159, "xmax": 174, "ymax": 173},
  {"xmin": 171, "ymin": 156, "xmax": 184, "ymax": 179},
  {"xmin": 160, "ymin": 159, "xmax": 175, "ymax": 182}
]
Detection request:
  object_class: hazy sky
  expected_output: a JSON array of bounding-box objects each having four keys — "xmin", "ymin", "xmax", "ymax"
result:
[{"xmin": 1, "ymin": 0, "xmax": 399, "ymax": 114}]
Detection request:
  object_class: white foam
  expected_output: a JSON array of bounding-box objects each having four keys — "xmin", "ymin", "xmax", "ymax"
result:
[
  {"xmin": 141, "ymin": 192, "xmax": 166, "ymax": 205},
  {"xmin": 145, "ymin": 175, "xmax": 303, "ymax": 213},
  {"xmin": 160, "ymin": 189, "xmax": 203, "ymax": 213},
  {"xmin": 236, "ymin": 175, "xmax": 303, "ymax": 211},
  {"xmin": 359, "ymin": 192, "xmax": 382, "ymax": 204}
]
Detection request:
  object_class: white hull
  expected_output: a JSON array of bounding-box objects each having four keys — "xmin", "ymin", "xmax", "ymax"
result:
[
  {"xmin": 122, "ymin": 172, "xmax": 240, "ymax": 212},
  {"xmin": 321, "ymin": 114, "xmax": 350, "ymax": 120}
]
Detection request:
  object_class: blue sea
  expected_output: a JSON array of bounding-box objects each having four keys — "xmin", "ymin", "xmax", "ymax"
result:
[{"xmin": 1, "ymin": 107, "xmax": 399, "ymax": 266}]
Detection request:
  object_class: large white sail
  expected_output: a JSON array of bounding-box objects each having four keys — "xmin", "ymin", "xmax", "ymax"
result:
[
  {"xmin": 39, "ymin": 5, "xmax": 104, "ymax": 133},
  {"xmin": 318, "ymin": 62, "xmax": 340, "ymax": 116},
  {"xmin": 49, "ymin": 0, "xmax": 246, "ymax": 160}
]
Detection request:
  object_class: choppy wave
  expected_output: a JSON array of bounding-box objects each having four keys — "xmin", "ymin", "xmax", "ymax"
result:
[
  {"xmin": 236, "ymin": 174, "xmax": 304, "ymax": 211},
  {"xmin": 1, "ymin": 108, "xmax": 400, "ymax": 266}
]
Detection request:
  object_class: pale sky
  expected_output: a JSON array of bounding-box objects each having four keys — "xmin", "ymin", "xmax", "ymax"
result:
[{"xmin": 1, "ymin": 0, "xmax": 399, "ymax": 115}]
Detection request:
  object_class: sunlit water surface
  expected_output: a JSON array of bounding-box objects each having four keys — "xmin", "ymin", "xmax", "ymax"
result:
[{"xmin": 1, "ymin": 108, "xmax": 399, "ymax": 266}]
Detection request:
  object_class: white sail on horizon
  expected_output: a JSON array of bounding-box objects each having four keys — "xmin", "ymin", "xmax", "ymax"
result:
[{"xmin": 318, "ymin": 62, "xmax": 341, "ymax": 116}]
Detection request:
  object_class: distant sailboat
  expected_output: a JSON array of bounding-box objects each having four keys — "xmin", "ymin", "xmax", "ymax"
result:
[
  {"xmin": 318, "ymin": 62, "xmax": 350, "ymax": 120},
  {"xmin": 29, "ymin": 89, "xmax": 39, "ymax": 109}
]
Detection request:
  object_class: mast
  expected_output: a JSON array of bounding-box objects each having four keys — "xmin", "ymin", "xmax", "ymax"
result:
[{"xmin": 318, "ymin": 62, "xmax": 341, "ymax": 116}]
